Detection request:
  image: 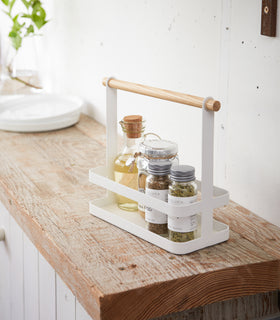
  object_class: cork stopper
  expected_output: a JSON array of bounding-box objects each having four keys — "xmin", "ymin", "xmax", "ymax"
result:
[
  {"xmin": 120, "ymin": 115, "xmax": 144, "ymax": 138},
  {"xmin": 123, "ymin": 115, "xmax": 142, "ymax": 123}
]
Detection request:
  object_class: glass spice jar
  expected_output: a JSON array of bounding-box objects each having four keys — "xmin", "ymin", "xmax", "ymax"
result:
[
  {"xmin": 145, "ymin": 161, "xmax": 171, "ymax": 235},
  {"xmin": 168, "ymin": 165, "xmax": 198, "ymax": 242},
  {"xmin": 138, "ymin": 139, "xmax": 178, "ymax": 218}
]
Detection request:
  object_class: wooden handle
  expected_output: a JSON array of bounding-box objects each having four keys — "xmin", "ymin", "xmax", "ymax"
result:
[{"xmin": 103, "ymin": 77, "xmax": 221, "ymax": 112}]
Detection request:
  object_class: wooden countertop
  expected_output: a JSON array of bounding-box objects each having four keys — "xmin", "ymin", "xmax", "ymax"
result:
[{"xmin": 0, "ymin": 114, "xmax": 279, "ymax": 320}]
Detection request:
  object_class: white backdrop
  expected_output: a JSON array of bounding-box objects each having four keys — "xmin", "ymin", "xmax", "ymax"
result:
[{"xmin": 24, "ymin": 0, "xmax": 280, "ymax": 227}]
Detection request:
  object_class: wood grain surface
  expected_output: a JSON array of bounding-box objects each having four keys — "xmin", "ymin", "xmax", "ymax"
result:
[
  {"xmin": 153, "ymin": 291, "xmax": 280, "ymax": 320},
  {"xmin": 0, "ymin": 114, "xmax": 279, "ymax": 320},
  {"xmin": 261, "ymin": 0, "xmax": 277, "ymax": 37},
  {"xmin": 102, "ymin": 77, "xmax": 221, "ymax": 111}
]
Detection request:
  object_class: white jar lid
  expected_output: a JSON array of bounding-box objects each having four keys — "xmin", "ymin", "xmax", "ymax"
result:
[{"xmin": 139, "ymin": 139, "xmax": 178, "ymax": 159}]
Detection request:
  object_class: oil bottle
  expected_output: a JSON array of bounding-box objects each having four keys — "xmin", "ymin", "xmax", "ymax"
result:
[{"xmin": 114, "ymin": 115, "xmax": 145, "ymax": 211}]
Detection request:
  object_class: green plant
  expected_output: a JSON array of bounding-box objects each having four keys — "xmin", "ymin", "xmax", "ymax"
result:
[
  {"xmin": 1, "ymin": 0, "xmax": 48, "ymax": 51},
  {"xmin": 1, "ymin": 0, "xmax": 48, "ymax": 89}
]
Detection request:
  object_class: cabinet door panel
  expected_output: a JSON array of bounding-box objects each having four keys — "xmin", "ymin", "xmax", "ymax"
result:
[
  {"xmin": 39, "ymin": 253, "xmax": 56, "ymax": 320},
  {"xmin": 10, "ymin": 216, "xmax": 24, "ymax": 320},
  {"xmin": 76, "ymin": 300, "xmax": 92, "ymax": 320},
  {"xmin": 56, "ymin": 274, "xmax": 76, "ymax": 320},
  {"xmin": 23, "ymin": 233, "xmax": 39, "ymax": 320},
  {"xmin": 0, "ymin": 202, "xmax": 11, "ymax": 320}
]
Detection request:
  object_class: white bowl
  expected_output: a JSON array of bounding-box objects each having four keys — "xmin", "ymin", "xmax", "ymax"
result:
[{"xmin": 0, "ymin": 94, "xmax": 83, "ymax": 132}]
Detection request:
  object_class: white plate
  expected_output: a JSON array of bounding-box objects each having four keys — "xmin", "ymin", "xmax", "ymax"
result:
[{"xmin": 0, "ymin": 94, "xmax": 83, "ymax": 132}]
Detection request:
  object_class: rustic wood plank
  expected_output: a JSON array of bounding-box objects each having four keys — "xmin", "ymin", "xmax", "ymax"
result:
[
  {"xmin": 154, "ymin": 291, "xmax": 280, "ymax": 320},
  {"xmin": 214, "ymin": 201, "xmax": 280, "ymax": 259},
  {"xmin": 76, "ymin": 114, "xmax": 106, "ymax": 147},
  {"xmin": 99, "ymin": 260, "xmax": 279, "ymax": 320},
  {"xmin": 0, "ymin": 114, "xmax": 279, "ymax": 320}
]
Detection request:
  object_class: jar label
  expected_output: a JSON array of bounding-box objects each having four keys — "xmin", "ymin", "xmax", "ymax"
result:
[
  {"xmin": 168, "ymin": 195, "xmax": 197, "ymax": 232},
  {"xmin": 145, "ymin": 188, "xmax": 168, "ymax": 224},
  {"xmin": 138, "ymin": 188, "xmax": 145, "ymax": 212}
]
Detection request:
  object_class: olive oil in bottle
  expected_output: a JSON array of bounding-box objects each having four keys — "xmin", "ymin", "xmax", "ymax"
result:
[{"xmin": 114, "ymin": 115, "xmax": 144, "ymax": 211}]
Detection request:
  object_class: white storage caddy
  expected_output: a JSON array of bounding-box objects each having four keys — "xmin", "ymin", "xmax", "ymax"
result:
[{"xmin": 89, "ymin": 77, "xmax": 229, "ymax": 255}]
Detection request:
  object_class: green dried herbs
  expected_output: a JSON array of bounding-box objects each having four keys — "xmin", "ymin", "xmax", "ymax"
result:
[
  {"xmin": 169, "ymin": 230, "xmax": 194, "ymax": 242},
  {"xmin": 169, "ymin": 183, "xmax": 196, "ymax": 198},
  {"xmin": 147, "ymin": 221, "xmax": 168, "ymax": 235},
  {"xmin": 168, "ymin": 165, "xmax": 198, "ymax": 243}
]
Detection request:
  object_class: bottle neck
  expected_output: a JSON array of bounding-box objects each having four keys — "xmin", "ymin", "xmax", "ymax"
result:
[{"xmin": 122, "ymin": 133, "xmax": 142, "ymax": 155}]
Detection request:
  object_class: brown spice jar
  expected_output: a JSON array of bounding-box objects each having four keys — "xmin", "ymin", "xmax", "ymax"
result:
[{"xmin": 145, "ymin": 161, "xmax": 171, "ymax": 235}]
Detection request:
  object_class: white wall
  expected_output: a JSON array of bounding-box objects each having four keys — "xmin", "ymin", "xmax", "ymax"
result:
[
  {"xmin": 43, "ymin": 0, "xmax": 279, "ymax": 227},
  {"xmin": 226, "ymin": 0, "xmax": 280, "ymax": 228}
]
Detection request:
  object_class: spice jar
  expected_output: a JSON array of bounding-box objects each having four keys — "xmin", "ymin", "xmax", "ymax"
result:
[
  {"xmin": 168, "ymin": 165, "xmax": 197, "ymax": 242},
  {"xmin": 138, "ymin": 139, "xmax": 178, "ymax": 217},
  {"xmin": 145, "ymin": 161, "xmax": 171, "ymax": 235}
]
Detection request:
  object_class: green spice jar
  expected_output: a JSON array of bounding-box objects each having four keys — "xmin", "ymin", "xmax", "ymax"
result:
[
  {"xmin": 145, "ymin": 161, "xmax": 171, "ymax": 235},
  {"xmin": 168, "ymin": 165, "xmax": 197, "ymax": 242}
]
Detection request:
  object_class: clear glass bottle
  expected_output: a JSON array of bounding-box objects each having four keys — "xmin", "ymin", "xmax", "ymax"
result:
[
  {"xmin": 168, "ymin": 165, "xmax": 198, "ymax": 242},
  {"xmin": 137, "ymin": 155, "xmax": 148, "ymax": 217},
  {"xmin": 114, "ymin": 115, "xmax": 145, "ymax": 211},
  {"xmin": 145, "ymin": 161, "xmax": 171, "ymax": 235},
  {"xmin": 137, "ymin": 139, "xmax": 178, "ymax": 217},
  {"xmin": 0, "ymin": 34, "xmax": 44, "ymax": 94}
]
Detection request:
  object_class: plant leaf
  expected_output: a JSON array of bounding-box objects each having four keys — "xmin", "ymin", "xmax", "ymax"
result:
[
  {"xmin": 25, "ymin": 24, "xmax": 34, "ymax": 36},
  {"xmin": 2, "ymin": 9, "xmax": 11, "ymax": 17},
  {"xmin": 9, "ymin": 31, "xmax": 22, "ymax": 50},
  {"xmin": 22, "ymin": 13, "xmax": 31, "ymax": 18},
  {"xmin": 31, "ymin": 0, "xmax": 41, "ymax": 9},
  {"xmin": 1, "ymin": 0, "xmax": 9, "ymax": 6},
  {"xmin": 11, "ymin": 18, "xmax": 22, "ymax": 32},
  {"xmin": 8, "ymin": 30, "xmax": 17, "ymax": 37},
  {"xmin": 31, "ymin": 5, "xmax": 46, "ymax": 29},
  {"xmin": 22, "ymin": 0, "xmax": 30, "ymax": 8},
  {"xmin": 9, "ymin": 0, "xmax": 16, "ymax": 13},
  {"xmin": 12, "ymin": 13, "xmax": 19, "ymax": 22}
]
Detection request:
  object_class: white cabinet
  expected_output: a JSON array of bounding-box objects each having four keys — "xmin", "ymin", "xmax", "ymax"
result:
[
  {"xmin": 0, "ymin": 201, "xmax": 92, "ymax": 320},
  {"xmin": 0, "ymin": 202, "xmax": 10, "ymax": 320}
]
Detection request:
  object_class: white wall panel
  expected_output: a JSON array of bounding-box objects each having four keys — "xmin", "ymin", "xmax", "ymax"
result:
[
  {"xmin": 23, "ymin": 233, "xmax": 39, "ymax": 320},
  {"xmin": 45, "ymin": 0, "xmax": 222, "ymax": 180},
  {"xmin": 226, "ymin": 0, "xmax": 280, "ymax": 227},
  {"xmin": 39, "ymin": 253, "xmax": 57, "ymax": 320},
  {"xmin": 76, "ymin": 300, "xmax": 92, "ymax": 320},
  {"xmin": 43, "ymin": 0, "xmax": 280, "ymax": 227},
  {"xmin": 9, "ymin": 216, "xmax": 24, "ymax": 320},
  {"xmin": 56, "ymin": 274, "xmax": 76, "ymax": 320},
  {"xmin": 0, "ymin": 201, "xmax": 93, "ymax": 320},
  {"xmin": 0, "ymin": 202, "xmax": 11, "ymax": 320}
]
